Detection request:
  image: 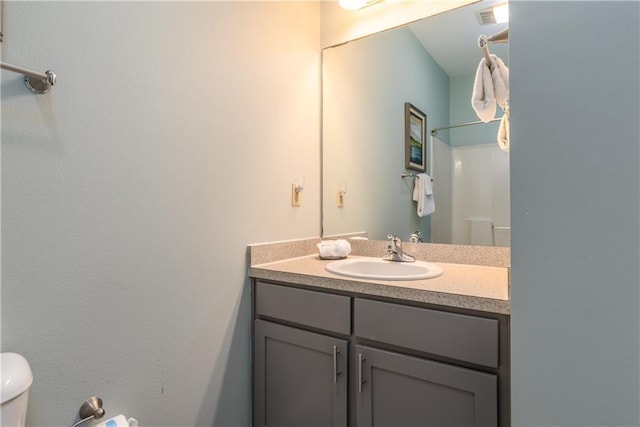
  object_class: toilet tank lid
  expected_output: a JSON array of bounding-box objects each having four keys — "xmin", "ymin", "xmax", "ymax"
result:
[{"xmin": 1, "ymin": 353, "xmax": 33, "ymax": 404}]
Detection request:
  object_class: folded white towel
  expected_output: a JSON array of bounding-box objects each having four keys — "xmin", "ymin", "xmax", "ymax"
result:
[
  {"xmin": 472, "ymin": 54, "xmax": 510, "ymax": 122},
  {"xmin": 317, "ymin": 239, "xmax": 351, "ymax": 258},
  {"xmin": 498, "ymin": 107, "xmax": 510, "ymax": 152},
  {"xmin": 412, "ymin": 173, "xmax": 435, "ymax": 218},
  {"xmin": 471, "ymin": 58, "xmax": 496, "ymax": 123}
]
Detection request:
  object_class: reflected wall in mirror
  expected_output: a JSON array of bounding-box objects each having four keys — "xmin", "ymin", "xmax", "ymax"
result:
[{"xmin": 322, "ymin": 0, "xmax": 510, "ymax": 247}]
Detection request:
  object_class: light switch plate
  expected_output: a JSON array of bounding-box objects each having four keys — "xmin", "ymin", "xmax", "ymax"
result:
[{"xmin": 291, "ymin": 184, "xmax": 301, "ymax": 207}]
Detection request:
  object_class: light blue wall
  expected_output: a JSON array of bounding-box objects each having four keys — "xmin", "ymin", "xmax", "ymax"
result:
[
  {"xmin": 322, "ymin": 27, "xmax": 449, "ymax": 241},
  {"xmin": 1, "ymin": 2, "xmax": 320, "ymax": 426},
  {"xmin": 449, "ymin": 73, "xmax": 501, "ymax": 147},
  {"xmin": 511, "ymin": 2, "xmax": 640, "ymax": 426}
]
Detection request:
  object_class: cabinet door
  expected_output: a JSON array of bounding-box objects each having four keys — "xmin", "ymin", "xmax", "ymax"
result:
[
  {"xmin": 355, "ymin": 345, "xmax": 497, "ymax": 427},
  {"xmin": 254, "ymin": 320, "xmax": 348, "ymax": 427}
]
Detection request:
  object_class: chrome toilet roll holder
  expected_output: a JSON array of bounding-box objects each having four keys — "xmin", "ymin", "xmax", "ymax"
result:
[{"xmin": 71, "ymin": 396, "xmax": 105, "ymax": 427}]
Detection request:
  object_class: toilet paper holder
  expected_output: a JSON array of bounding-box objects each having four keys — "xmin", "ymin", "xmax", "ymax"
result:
[{"xmin": 71, "ymin": 396, "xmax": 105, "ymax": 427}]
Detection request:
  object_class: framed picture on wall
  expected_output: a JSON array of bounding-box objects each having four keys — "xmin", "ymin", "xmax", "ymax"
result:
[{"xmin": 405, "ymin": 102, "xmax": 427, "ymax": 172}]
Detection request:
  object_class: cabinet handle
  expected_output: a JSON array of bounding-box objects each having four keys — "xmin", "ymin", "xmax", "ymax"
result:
[
  {"xmin": 358, "ymin": 353, "xmax": 366, "ymax": 393},
  {"xmin": 333, "ymin": 345, "xmax": 342, "ymax": 384}
]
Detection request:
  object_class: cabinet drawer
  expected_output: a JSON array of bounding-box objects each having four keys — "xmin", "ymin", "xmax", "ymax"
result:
[
  {"xmin": 255, "ymin": 281, "xmax": 351, "ymax": 335},
  {"xmin": 354, "ymin": 298, "xmax": 498, "ymax": 368}
]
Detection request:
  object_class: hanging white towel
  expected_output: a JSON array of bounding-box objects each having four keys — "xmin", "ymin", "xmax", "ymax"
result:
[
  {"xmin": 490, "ymin": 55, "xmax": 510, "ymax": 110},
  {"xmin": 412, "ymin": 173, "xmax": 435, "ymax": 217},
  {"xmin": 472, "ymin": 54, "xmax": 510, "ymax": 122},
  {"xmin": 471, "ymin": 58, "xmax": 496, "ymax": 122},
  {"xmin": 498, "ymin": 107, "xmax": 510, "ymax": 152}
]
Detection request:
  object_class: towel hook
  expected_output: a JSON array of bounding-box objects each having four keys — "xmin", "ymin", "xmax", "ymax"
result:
[
  {"xmin": 478, "ymin": 34, "xmax": 488, "ymax": 48},
  {"xmin": 478, "ymin": 35, "xmax": 493, "ymax": 66}
]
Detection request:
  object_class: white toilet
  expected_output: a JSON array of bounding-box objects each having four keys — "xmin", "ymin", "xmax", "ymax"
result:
[{"xmin": 1, "ymin": 353, "xmax": 33, "ymax": 427}]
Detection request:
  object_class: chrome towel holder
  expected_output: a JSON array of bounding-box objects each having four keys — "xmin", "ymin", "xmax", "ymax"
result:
[
  {"xmin": 401, "ymin": 173, "xmax": 433, "ymax": 182},
  {"xmin": 0, "ymin": 61, "xmax": 57, "ymax": 94},
  {"xmin": 0, "ymin": 0, "xmax": 57, "ymax": 94}
]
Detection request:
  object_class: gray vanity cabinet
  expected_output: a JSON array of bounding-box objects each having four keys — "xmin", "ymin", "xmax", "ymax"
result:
[
  {"xmin": 252, "ymin": 280, "xmax": 508, "ymax": 427},
  {"xmin": 355, "ymin": 344, "xmax": 497, "ymax": 427}
]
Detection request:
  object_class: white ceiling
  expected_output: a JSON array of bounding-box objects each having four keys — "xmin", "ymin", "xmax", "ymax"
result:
[{"xmin": 408, "ymin": 0, "xmax": 509, "ymax": 77}]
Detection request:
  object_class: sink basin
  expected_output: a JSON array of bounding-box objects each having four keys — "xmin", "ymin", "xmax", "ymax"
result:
[{"xmin": 325, "ymin": 257, "xmax": 443, "ymax": 281}]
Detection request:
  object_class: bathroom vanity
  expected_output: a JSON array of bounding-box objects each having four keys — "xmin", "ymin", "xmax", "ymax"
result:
[{"xmin": 249, "ymin": 239, "xmax": 510, "ymax": 427}]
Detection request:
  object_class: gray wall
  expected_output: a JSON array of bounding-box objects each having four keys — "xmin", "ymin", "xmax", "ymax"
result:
[
  {"xmin": 1, "ymin": 2, "xmax": 320, "ymax": 426},
  {"xmin": 510, "ymin": 2, "xmax": 640, "ymax": 426}
]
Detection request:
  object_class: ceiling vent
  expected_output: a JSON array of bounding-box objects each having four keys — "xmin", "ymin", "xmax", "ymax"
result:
[
  {"xmin": 476, "ymin": 7, "xmax": 497, "ymax": 25},
  {"xmin": 476, "ymin": 3, "xmax": 509, "ymax": 25}
]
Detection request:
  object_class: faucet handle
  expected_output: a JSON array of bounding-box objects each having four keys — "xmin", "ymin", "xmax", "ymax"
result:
[
  {"xmin": 385, "ymin": 234, "xmax": 398, "ymax": 254},
  {"xmin": 409, "ymin": 231, "xmax": 423, "ymax": 243}
]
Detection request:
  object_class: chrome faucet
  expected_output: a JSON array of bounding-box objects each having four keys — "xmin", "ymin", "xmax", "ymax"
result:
[{"xmin": 383, "ymin": 234, "xmax": 415, "ymax": 262}]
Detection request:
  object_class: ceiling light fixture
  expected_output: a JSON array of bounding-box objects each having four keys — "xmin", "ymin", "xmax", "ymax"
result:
[
  {"xmin": 339, "ymin": 0, "xmax": 384, "ymax": 11},
  {"xmin": 492, "ymin": 3, "xmax": 509, "ymax": 24}
]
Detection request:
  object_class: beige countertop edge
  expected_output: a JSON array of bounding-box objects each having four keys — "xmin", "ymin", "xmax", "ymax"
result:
[{"xmin": 249, "ymin": 256, "xmax": 510, "ymax": 315}]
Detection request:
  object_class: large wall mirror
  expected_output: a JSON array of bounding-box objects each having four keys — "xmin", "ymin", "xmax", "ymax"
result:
[{"xmin": 322, "ymin": 0, "xmax": 510, "ymax": 247}]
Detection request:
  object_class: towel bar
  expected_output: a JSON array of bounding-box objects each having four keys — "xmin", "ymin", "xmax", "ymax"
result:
[
  {"xmin": 401, "ymin": 173, "xmax": 433, "ymax": 182},
  {"xmin": 0, "ymin": 61, "xmax": 57, "ymax": 94}
]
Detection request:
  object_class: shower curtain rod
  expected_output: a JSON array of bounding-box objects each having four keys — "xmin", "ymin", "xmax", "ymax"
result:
[
  {"xmin": 0, "ymin": 61, "xmax": 57, "ymax": 94},
  {"xmin": 431, "ymin": 117, "xmax": 500, "ymax": 137}
]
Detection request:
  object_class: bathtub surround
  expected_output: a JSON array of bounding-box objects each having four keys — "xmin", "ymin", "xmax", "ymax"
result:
[
  {"xmin": 437, "ymin": 72, "xmax": 511, "ymax": 247},
  {"xmin": 431, "ymin": 141, "xmax": 510, "ymax": 246}
]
